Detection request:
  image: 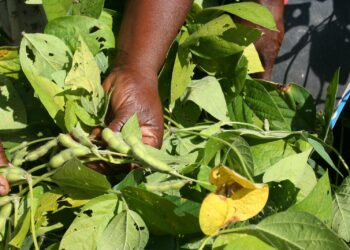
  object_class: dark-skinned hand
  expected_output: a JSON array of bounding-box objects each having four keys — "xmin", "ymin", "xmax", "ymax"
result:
[{"xmin": 0, "ymin": 142, "xmax": 10, "ymax": 196}]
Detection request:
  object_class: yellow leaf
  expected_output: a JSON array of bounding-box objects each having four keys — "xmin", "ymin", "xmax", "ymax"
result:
[
  {"xmin": 200, "ymin": 165, "xmax": 269, "ymax": 235},
  {"xmin": 199, "ymin": 193, "xmax": 236, "ymax": 236},
  {"xmin": 229, "ymin": 185, "xmax": 269, "ymax": 221},
  {"xmin": 243, "ymin": 43, "xmax": 264, "ymax": 74}
]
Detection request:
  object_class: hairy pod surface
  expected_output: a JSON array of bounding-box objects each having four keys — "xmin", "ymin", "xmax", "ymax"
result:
[
  {"xmin": 102, "ymin": 128, "xmax": 131, "ymax": 154},
  {"xmin": 25, "ymin": 139, "xmax": 58, "ymax": 162},
  {"xmin": 0, "ymin": 202, "xmax": 12, "ymax": 232},
  {"xmin": 58, "ymin": 134, "xmax": 83, "ymax": 149},
  {"xmin": 0, "ymin": 167, "xmax": 28, "ymax": 184},
  {"xmin": 125, "ymin": 135, "xmax": 174, "ymax": 173},
  {"xmin": 49, "ymin": 146, "xmax": 91, "ymax": 168}
]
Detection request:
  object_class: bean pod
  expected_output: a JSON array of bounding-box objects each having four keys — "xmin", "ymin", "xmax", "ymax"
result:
[
  {"xmin": 0, "ymin": 167, "xmax": 28, "ymax": 185},
  {"xmin": 125, "ymin": 135, "xmax": 175, "ymax": 174},
  {"xmin": 0, "ymin": 202, "xmax": 12, "ymax": 233},
  {"xmin": 0, "ymin": 196, "xmax": 12, "ymax": 207},
  {"xmin": 145, "ymin": 180, "xmax": 188, "ymax": 192},
  {"xmin": 25, "ymin": 138, "xmax": 58, "ymax": 162},
  {"xmin": 58, "ymin": 134, "xmax": 83, "ymax": 149},
  {"xmin": 102, "ymin": 128, "xmax": 131, "ymax": 154},
  {"xmin": 71, "ymin": 127, "xmax": 95, "ymax": 148},
  {"xmin": 49, "ymin": 146, "xmax": 91, "ymax": 168}
]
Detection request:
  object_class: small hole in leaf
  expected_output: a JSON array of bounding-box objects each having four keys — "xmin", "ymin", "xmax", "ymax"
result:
[
  {"xmin": 49, "ymin": 53, "xmax": 54, "ymax": 56},
  {"xmin": 83, "ymin": 209, "xmax": 93, "ymax": 217},
  {"xmin": 97, "ymin": 37, "xmax": 106, "ymax": 43},
  {"xmin": 26, "ymin": 46, "xmax": 36, "ymax": 62},
  {"xmin": 89, "ymin": 26, "xmax": 100, "ymax": 33}
]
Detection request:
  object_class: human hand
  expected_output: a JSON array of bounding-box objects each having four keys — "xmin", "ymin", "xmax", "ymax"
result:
[
  {"xmin": 102, "ymin": 66, "xmax": 164, "ymax": 148},
  {"xmin": 0, "ymin": 142, "xmax": 10, "ymax": 196},
  {"xmin": 92, "ymin": 65, "xmax": 164, "ymax": 149}
]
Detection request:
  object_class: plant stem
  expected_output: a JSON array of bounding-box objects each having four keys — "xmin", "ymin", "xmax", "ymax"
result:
[
  {"xmin": 198, "ymin": 236, "xmax": 212, "ymax": 250},
  {"xmin": 174, "ymin": 130, "xmax": 254, "ymax": 182},
  {"xmin": 163, "ymin": 115, "xmax": 183, "ymax": 129},
  {"xmin": 27, "ymin": 176, "xmax": 39, "ymax": 250},
  {"xmin": 9, "ymin": 137, "xmax": 55, "ymax": 153},
  {"xmin": 28, "ymin": 163, "xmax": 48, "ymax": 174}
]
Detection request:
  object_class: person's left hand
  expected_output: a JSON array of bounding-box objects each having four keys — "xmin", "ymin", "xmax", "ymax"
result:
[{"xmin": 0, "ymin": 142, "xmax": 10, "ymax": 196}]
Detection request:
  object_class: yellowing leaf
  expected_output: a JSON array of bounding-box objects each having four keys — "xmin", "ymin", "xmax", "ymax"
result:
[
  {"xmin": 199, "ymin": 193, "xmax": 235, "ymax": 236},
  {"xmin": 243, "ymin": 43, "xmax": 264, "ymax": 74},
  {"xmin": 229, "ymin": 185, "xmax": 269, "ymax": 221},
  {"xmin": 210, "ymin": 165, "xmax": 264, "ymax": 189},
  {"xmin": 200, "ymin": 165, "xmax": 269, "ymax": 235}
]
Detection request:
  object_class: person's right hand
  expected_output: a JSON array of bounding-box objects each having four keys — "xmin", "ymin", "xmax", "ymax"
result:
[{"xmin": 0, "ymin": 142, "xmax": 10, "ymax": 196}]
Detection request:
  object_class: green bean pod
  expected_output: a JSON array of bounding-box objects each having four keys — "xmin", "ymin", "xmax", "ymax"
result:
[
  {"xmin": 49, "ymin": 146, "xmax": 91, "ymax": 168},
  {"xmin": 125, "ymin": 135, "xmax": 175, "ymax": 173},
  {"xmin": 0, "ymin": 167, "xmax": 28, "ymax": 184},
  {"xmin": 58, "ymin": 134, "xmax": 83, "ymax": 149},
  {"xmin": 71, "ymin": 127, "xmax": 94, "ymax": 148},
  {"xmin": 0, "ymin": 196, "xmax": 12, "ymax": 207},
  {"xmin": 145, "ymin": 180, "xmax": 188, "ymax": 192},
  {"xmin": 0, "ymin": 203, "xmax": 12, "ymax": 233},
  {"xmin": 102, "ymin": 128, "xmax": 131, "ymax": 154},
  {"xmin": 25, "ymin": 138, "xmax": 58, "ymax": 162}
]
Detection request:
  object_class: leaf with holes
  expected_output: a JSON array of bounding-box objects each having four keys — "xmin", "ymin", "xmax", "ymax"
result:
[
  {"xmin": 60, "ymin": 194, "xmax": 119, "ymax": 250},
  {"xmin": 97, "ymin": 209, "xmax": 149, "ymax": 250},
  {"xmin": 45, "ymin": 15, "xmax": 115, "ymax": 55}
]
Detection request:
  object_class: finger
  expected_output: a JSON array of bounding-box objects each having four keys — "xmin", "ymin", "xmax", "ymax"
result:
[
  {"xmin": 0, "ymin": 141, "xmax": 9, "ymax": 166},
  {"xmin": 0, "ymin": 175, "xmax": 10, "ymax": 196},
  {"xmin": 141, "ymin": 127, "xmax": 163, "ymax": 149},
  {"xmin": 90, "ymin": 126, "xmax": 103, "ymax": 140}
]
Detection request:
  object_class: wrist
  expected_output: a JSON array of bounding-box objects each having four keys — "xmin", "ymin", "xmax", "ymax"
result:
[{"xmin": 113, "ymin": 49, "xmax": 159, "ymax": 80}]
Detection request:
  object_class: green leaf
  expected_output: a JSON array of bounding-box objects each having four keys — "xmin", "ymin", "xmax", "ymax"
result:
[
  {"xmin": 60, "ymin": 194, "xmax": 119, "ymax": 250},
  {"xmin": 243, "ymin": 80, "xmax": 289, "ymax": 130},
  {"xmin": 258, "ymin": 81, "xmax": 316, "ymax": 131},
  {"xmin": 306, "ymin": 137, "xmax": 341, "ymax": 175},
  {"xmin": 113, "ymin": 168, "xmax": 145, "ymax": 191},
  {"xmin": 121, "ymin": 114, "xmax": 142, "ymax": 140},
  {"xmin": 64, "ymin": 100, "xmax": 78, "ymax": 132},
  {"xmin": 182, "ymin": 14, "xmax": 235, "ymax": 48},
  {"xmin": 242, "ymin": 211, "xmax": 349, "ymax": 250},
  {"xmin": 332, "ymin": 176, "xmax": 350, "ymax": 242},
  {"xmin": 248, "ymin": 138, "xmax": 301, "ymax": 176},
  {"xmin": 266, "ymin": 180, "xmax": 299, "ymax": 213},
  {"xmin": 0, "ymin": 78, "xmax": 27, "ymax": 130},
  {"xmin": 185, "ymin": 76, "xmax": 229, "ymax": 121},
  {"xmin": 43, "ymin": 0, "xmax": 104, "ymax": 21},
  {"xmin": 52, "ymin": 158, "xmax": 111, "ymax": 199},
  {"xmin": 0, "ymin": 47, "xmax": 21, "ymax": 79},
  {"xmin": 170, "ymin": 31, "xmax": 195, "ymax": 104},
  {"xmin": 65, "ymin": 37, "xmax": 102, "ymax": 96},
  {"xmin": 290, "ymin": 172, "xmax": 333, "ymax": 226},
  {"xmin": 243, "ymin": 44, "xmax": 264, "ymax": 74},
  {"xmin": 97, "ymin": 209, "xmax": 149, "ymax": 250},
  {"xmin": 9, "ymin": 211, "xmax": 31, "ymax": 248},
  {"xmin": 20, "ymin": 33, "xmax": 72, "ymax": 80},
  {"xmin": 122, "ymin": 187, "xmax": 201, "ymax": 235},
  {"xmin": 226, "ymin": 135, "xmax": 254, "ymax": 177},
  {"xmin": 208, "ymin": 2, "xmax": 277, "ymax": 31},
  {"xmin": 45, "ymin": 16, "xmax": 115, "ymax": 55},
  {"xmin": 263, "ymin": 149, "xmax": 317, "ymax": 199},
  {"xmin": 42, "ymin": 0, "xmax": 71, "ymax": 21},
  {"xmin": 213, "ymin": 234, "xmax": 275, "ymax": 250}
]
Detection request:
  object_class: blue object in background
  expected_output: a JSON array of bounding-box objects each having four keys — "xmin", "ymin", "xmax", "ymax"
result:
[{"xmin": 330, "ymin": 84, "xmax": 350, "ymax": 129}]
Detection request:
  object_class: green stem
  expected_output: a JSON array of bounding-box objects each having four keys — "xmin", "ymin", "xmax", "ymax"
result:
[
  {"xmin": 174, "ymin": 130, "xmax": 254, "ymax": 182},
  {"xmin": 163, "ymin": 115, "xmax": 183, "ymax": 129},
  {"xmin": 27, "ymin": 176, "xmax": 39, "ymax": 250},
  {"xmin": 198, "ymin": 236, "xmax": 213, "ymax": 250},
  {"xmin": 28, "ymin": 163, "xmax": 48, "ymax": 174},
  {"xmin": 9, "ymin": 137, "xmax": 55, "ymax": 153}
]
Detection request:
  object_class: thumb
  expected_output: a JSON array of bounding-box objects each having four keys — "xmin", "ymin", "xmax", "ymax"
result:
[{"xmin": 0, "ymin": 175, "xmax": 10, "ymax": 196}]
